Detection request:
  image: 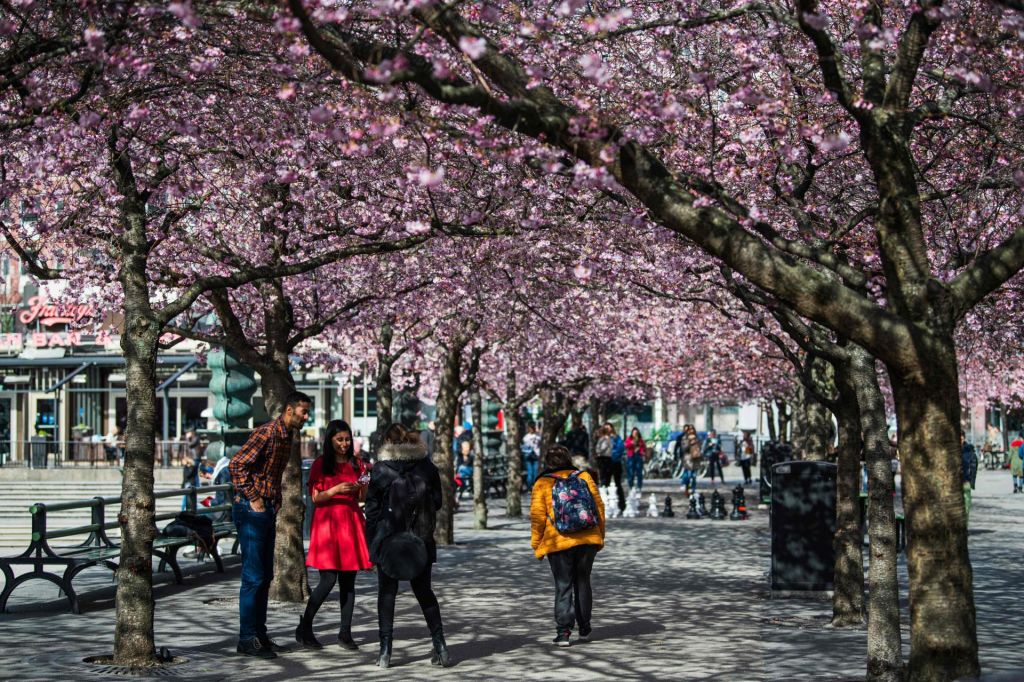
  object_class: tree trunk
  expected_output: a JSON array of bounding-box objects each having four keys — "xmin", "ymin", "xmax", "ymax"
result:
[
  {"xmin": 830, "ymin": 369, "xmax": 866, "ymax": 629},
  {"xmin": 471, "ymin": 386, "xmax": 487, "ymax": 530},
  {"xmin": 432, "ymin": 344, "xmax": 463, "ymax": 546},
  {"xmin": 794, "ymin": 386, "xmax": 832, "ymax": 461},
  {"xmin": 889, "ymin": 339, "xmax": 977, "ymax": 682},
  {"xmin": 776, "ymin": 398, "xmax": 791, "ymax": 443},
  {"xmin": 112, "ymin": 161, "xmax": 160, "ymax": 665},
  {"xmin": 114, "ymin": 319, "xmax": 160, "ymax": 664},
  {"xmin": 504, "ymin": 371, "xmax": 524, "ymax": 518},
  {"xmin": 375, "ymin": 323, "xmax": 395, "ymax": 442},
  {"xmin": 540, "ymin": 390, "xmax": 568, "ymax": 454},
  {"xmin": 588, "ymin": 397, "xmax": 603, "ymax": 454},
  {"xmin": 765, "ymin": 400, "xmax": 777, "ymax": 442},
  {"xmin": 850, "ymin": 347, "xmax": 903, "ymax": 681},
  {"xmin": 261, "ymin": 366, "xmax": 308, "ymax": 603}
]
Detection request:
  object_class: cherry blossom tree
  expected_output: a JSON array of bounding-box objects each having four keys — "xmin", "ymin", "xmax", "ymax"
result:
[{"xmin": 284, "ymin": 2, "xmax": 1024, "ymax": 676}]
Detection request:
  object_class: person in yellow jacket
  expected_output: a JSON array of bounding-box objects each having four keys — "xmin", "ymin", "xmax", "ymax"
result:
[{"xmin": 530, "ymin": 445, "xmax": 605, "ymax": 647}]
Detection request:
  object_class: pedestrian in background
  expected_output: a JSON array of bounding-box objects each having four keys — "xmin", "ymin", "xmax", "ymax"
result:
[
  {"xmin": 625, "ymin": 427, "xmax": 646, "ymax": 490},
  {"xmin": 563, "ymin": 415, "xmax": 589, "ymax": 461},
  {"xmin": 1010, "ymin": 441, "xmax": 1023, "ymax": 494},
  {"xmin": 702, "ymin": 429, "xmax": 725, "ymax": 484},
  {"xmin": 296, "ymin": 420, "xmax": 372, "ymax": 651},
  {"xmin": 522, "ymin": 421, "xmax": 542, "ymax": 488},
  {"xmin": 961, "ymin": 432, "xmax": 979, "ymax": 524},
  {"xmin": 607, "ymin": 423, "xmax": 627, "ymax": 512},
  {"xmin": 738, "ymin": 432, "xmax": 755, "ymax": 485},
  {"xmin": 594, "ymin": 424, "xmax": 613, "ymax": 487},
  {"xmin": 530, "ymin": 445, "xmax": 605, "ymax": 647},
  {"xmin": 229, "ymin": 391, "xmax": 312, "ymax": 659}
]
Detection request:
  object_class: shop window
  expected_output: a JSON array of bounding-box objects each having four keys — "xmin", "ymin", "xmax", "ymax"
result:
[{"xmin": 181, "ymin": 397, "xmax": 207, "ymax": 434}]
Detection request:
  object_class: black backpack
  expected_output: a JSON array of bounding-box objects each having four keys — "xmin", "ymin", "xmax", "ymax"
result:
[{"xmin": 374, "ymin": 466, "xmax": 428, "ymax": 581}]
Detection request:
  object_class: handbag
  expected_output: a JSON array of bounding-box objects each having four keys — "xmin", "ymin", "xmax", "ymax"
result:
[{"xmin": 376, "ymin": 528, "xmax": 428, "ymax": 581}]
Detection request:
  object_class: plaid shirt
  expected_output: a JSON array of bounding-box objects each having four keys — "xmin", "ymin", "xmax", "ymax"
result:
[{"xmin": 229, "ymin": 417, "xmax": 293, "ymax": 506}]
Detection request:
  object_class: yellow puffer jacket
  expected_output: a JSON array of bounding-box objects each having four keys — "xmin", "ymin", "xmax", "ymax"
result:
[{"xmin": 530, "ymin": 469, "xmax": 605, "ymax": 559}]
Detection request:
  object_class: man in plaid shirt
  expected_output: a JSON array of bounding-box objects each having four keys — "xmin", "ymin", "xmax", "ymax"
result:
[{"xmin": 230, "ymin": 390, "xmax": 312, "ymax": 659}]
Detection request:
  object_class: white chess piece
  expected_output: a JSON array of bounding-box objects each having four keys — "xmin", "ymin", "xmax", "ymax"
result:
[
  {"xmin": 603, "ymin": 484, "xmax": 620, "ymax": 518},
  {"xmin": 623, "ymin": 487, "xmax": 641, "ymax": 518},
  {"xmin": 647, "ymin": 492, "xmax": 660, "ymax": 517}
]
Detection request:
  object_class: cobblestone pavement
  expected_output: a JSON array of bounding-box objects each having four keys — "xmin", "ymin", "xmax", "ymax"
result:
[{"xmin": 0, "ymin": 465, "xmax": 1021, "ymax": 681}]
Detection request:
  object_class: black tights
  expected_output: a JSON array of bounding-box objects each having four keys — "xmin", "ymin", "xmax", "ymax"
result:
[
  {"xmin": 377, "ymin": 564, "xmax": 443, "ymax": 640},
  {"xmin": 302, "ymin": 569, "xmax": 357, "ymax": 636}
]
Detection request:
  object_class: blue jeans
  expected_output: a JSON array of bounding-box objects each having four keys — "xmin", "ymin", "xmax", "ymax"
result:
[
  {"xmin": 626, "ymin": 456, "xmax": 644, "ymax": 490},
  {"xmin": 525, "ymin": 459, "xmax": 539, "ymax": 488},
  {"xmin": 233, "ymin": 497, "xmax": 276, "ymax": 641}
]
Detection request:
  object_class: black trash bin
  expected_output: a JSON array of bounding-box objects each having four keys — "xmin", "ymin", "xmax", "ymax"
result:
[
  {"xmin": 770, "ymin": 460, "xmax": 837, "ymax": 593},
  {"xmin": 759, "ymin": 441, "xmax": 793, "ymax": 504}
]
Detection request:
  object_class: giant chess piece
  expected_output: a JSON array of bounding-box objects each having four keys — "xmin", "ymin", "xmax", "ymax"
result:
[
  {"xmin": 686, "ymin": 495, "xmax": 701, "ymax": 519},
  {"xmin": 647, "ymin": 492, "xmax": 660, "ymax": 517},
  {"xmin": 730, "ymin": 484, "xmax": 749, "ymax": 520},
  {"xmin": 697, "ymin": 492, "xmax": 710, "ymax": 517},
  {"xmin": 663, "ymin": 495, "xmax": 675, "ymax": 517},
  {"xmin": 623, "ymin": 487, "xmax": 641, "ymax": 518},
  {"xmin": 710, "ymin": 489, "xmax": 727, "ymax": 520},
  {"xmin": 598, "ymin": 481, "xmax": 614, "ymax": 518}
]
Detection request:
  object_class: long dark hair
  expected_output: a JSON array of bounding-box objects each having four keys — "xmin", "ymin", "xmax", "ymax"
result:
[{"xmin": 322, "ymin": 420, "xmax": 357, "ymax": 476}]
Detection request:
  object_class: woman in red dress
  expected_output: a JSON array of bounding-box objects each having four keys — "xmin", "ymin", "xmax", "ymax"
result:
[{"xmin": 296, "ymin": 420, "xmax": 372, "ymax": 650}]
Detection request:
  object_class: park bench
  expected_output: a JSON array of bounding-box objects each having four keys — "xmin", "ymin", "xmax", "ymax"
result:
[
  {"xmin": 483, "ymin": 454, "xmax": 508, "ymax": 498},
  {"xmin": 0, "ymin": 483, "xmax": 236, "ymax": 614}
]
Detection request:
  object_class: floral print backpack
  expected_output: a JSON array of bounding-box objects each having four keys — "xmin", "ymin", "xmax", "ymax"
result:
[{"xmin": 546, "ymin": 471, "xmax": 599, "ymax": 534}]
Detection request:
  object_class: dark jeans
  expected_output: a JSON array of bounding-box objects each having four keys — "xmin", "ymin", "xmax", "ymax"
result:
[
  {"xmin": 547, "ymin": 544, "xmax": 598, "ymax": 633},
  {"xmin": 303, "ymin": 569, "xmax": 356, "ymax": 636},
  {"xmin": 596, "ymin": 457, "xmax": 613, "ymax": 486},
  {"xmin": 705, "ymin": 455, "xmax": 724, "ymax": 482},
  {"xmin": 377, "ymin": 564, "xmax": 443, "ymax": 640},
  {"xmin": 739, "ymin": 459, "xmax": 752, "ymax": 483},
  {"xmin": 233, "ymin": 497, "xmax": 276, "ymax": 641},
  {"xmin": 626, "ymin": 456, "xmax": 644, "ymax": 490},
  {"xmin": 611, "ymin": 460, "xmax": 626, "ymax": 510}
]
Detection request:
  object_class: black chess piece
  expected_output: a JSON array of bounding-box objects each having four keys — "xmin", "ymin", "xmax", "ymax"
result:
[
  {"xmin": 697, "ymin": 492, "xmax": 710, "ymax": 517},
  {"xmin": 710, "ymin": 489, "xmax": 727, "ymax": 520},
  {"xmin": 663, "ymin": 495, "xmax": 675, "ymax": 518},
  {"xmin": 686, "ymin": 495, "xmax": 702, "ymax": 519}
]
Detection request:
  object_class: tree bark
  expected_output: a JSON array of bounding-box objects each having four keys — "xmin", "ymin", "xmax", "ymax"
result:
[
  {"xmin": 111, "ymin": 144, "xmax": 160, "ymax": 665},
  {"xmin": 114, "ymin": 314, "xmax": 159, "ymax": 664},
  {"xmin": 830, "ymin": 369, "xmax": 866, "ymax": 629},
  {"xmin": 504, "ymin": 371, "xmax": 524, "ymax": 518},
  {"xmin": 261, "ymin": 365, "xmax": 309, "ymax": 603},
  {"xmin": 471, "ymin": 386, "xmax": 487, "ymax": 530},
  {"xmin": 849, "ymin": 348, "xmax": 903, "ymax": 681},
  {"xmin": 793, "ymin": 386, "xmax": 832, "ymax": 461},
  {"xmin": 890, "ymin": 340, "xmax": 975, "ymax": 681},
  {"xmin": 375, "ymin": 322, "xmax": 395, "ymax": 441},
  {"xmin": 432, "ymin": 343, "xmax": 464, "ymax": 546},
  {"xmin": 894, "ymin": 356, "xmax": 974, "ymax": 679},
  {"xmin": 765, "ymin": 400, "xmax": 777, "ymax": 442},
  {"xmin": 776, "ymin": 398, "xmax": 791, "ymax": 443},
  {"xmin": 540, "ymin": 389, "xmax": 568, "ymax": 454}
]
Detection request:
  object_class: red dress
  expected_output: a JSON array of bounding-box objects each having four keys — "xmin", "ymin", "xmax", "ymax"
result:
[{"xmin": 306, "ymin": 457, "xmax": 373, "ymax": 571}]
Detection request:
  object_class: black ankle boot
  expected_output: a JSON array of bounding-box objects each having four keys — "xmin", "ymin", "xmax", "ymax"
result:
[
  {"xmin": 338, "ymin": 632, "xmax": 359, "ymax": 651},
  {"xmin": 295, "ymin": 618, "xmax": 323, "ymax": 649},
  {"xmin": 377, "ymin": 637, "xmax": 392, "ymax": 668},
  {"xmin": 430, "ymin": 631, "xmax": 451, "ymax": 667}
]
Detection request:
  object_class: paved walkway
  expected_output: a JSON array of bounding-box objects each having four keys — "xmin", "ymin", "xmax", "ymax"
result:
[{"xmin": 0, "ymin": 465, "xmax": 1021, "ymax": 680}]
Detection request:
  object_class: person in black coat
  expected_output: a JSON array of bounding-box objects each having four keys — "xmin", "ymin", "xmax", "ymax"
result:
[{"xmin": 364, "ymin": 424, "xmax": 448, "ymax": 669}]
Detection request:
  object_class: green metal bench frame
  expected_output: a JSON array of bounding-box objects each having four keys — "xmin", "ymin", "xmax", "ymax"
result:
[{"xmin": 0, "ymin": 484, "xmax": 237, "ymax": 614}]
